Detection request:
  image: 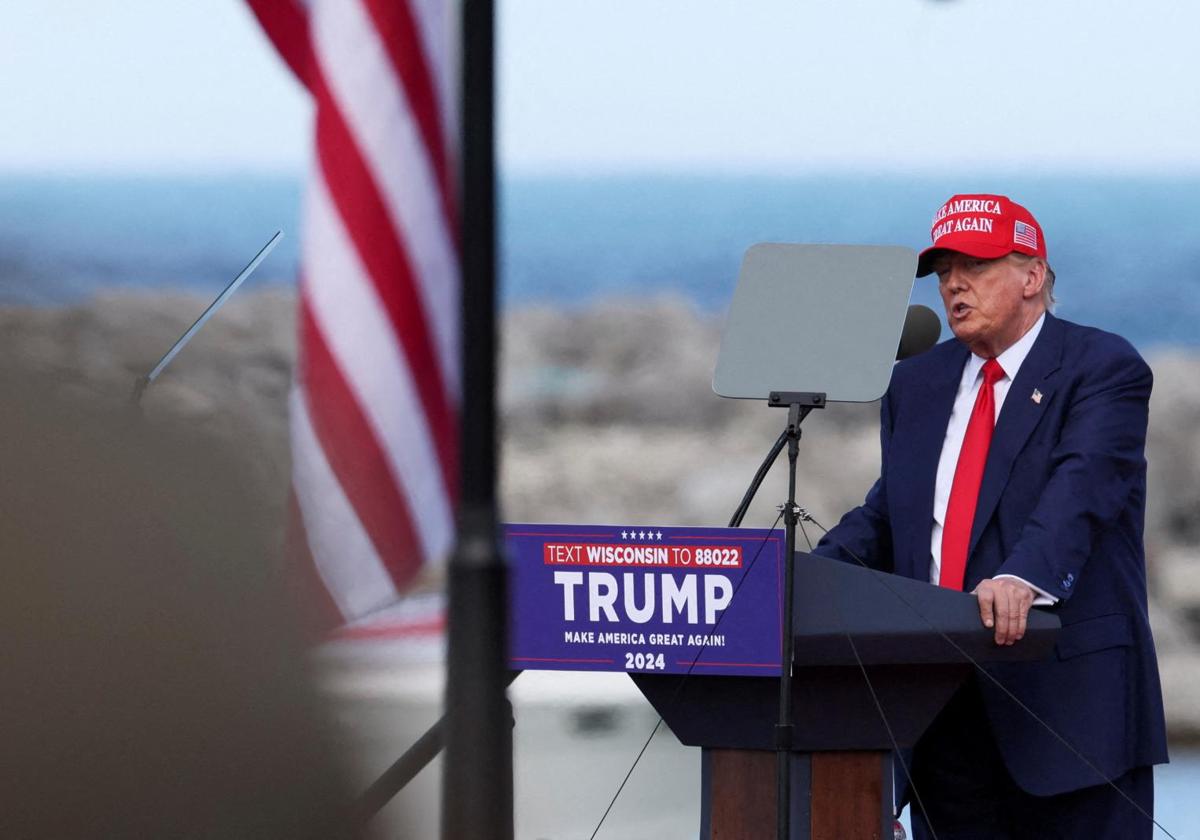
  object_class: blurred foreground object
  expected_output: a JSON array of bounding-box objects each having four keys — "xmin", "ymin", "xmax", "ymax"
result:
[{"xmin": 0, "ymin": 373, "xmax": 357, "ymax": 839}]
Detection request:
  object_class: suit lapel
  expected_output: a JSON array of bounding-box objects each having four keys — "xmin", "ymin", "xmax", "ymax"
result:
[{"xmin": 968, "ymin": 313, "xmax": 1065, "ymax": 559}]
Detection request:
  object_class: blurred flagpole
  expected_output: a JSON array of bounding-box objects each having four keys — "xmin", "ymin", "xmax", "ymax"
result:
[
  {"xmin": 247, "ymin": 0, "xmax": 511, "ymax": 835},
  {"xmin": 440, "ymin": 0, "xmax": 512, "ymax": 837}
]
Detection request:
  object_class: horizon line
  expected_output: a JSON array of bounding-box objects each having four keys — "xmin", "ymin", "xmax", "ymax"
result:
[{"xmin": 4, "ymin": 163, "xmax": 1200, "ymax": 181}]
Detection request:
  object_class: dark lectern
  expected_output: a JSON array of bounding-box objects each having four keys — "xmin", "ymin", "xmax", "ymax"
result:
[{"xmin": 632, "ymin": 551, "xmax": 1061, "ymax": 840}]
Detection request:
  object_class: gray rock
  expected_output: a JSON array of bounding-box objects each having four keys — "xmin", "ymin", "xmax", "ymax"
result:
[{"xmin": 4, "ymin": 289, "xmax": 1199, "ymax": 739}]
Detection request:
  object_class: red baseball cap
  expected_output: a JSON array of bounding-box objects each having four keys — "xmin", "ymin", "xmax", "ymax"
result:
[{"xmin": 916, "ymin": 193, "xmax": 1047, "ymax": 277}]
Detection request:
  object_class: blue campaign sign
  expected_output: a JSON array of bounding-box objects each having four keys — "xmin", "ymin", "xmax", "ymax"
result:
[{"xmin": 505, "ymin": 523, "xmax": 784, "ymax": 677}]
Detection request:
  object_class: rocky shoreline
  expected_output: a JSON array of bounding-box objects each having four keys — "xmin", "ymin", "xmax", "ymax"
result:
[{"xmin": 3, "ymin": 289, "xmax": 1198, "ymax": 739}]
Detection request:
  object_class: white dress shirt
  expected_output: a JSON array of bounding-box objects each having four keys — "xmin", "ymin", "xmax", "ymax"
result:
[{"xmin": 929, "ymin": 313, "xmax": 1056, "ymax": 604}]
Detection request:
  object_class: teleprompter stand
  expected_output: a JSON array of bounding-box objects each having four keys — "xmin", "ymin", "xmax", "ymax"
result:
[
  {"xmin": 736, "ymin": 391, "xmax": 827, "ymax": 840},
  {"xmin": 710, "ymin": 243, "xmax": 918, "ymax": 840}
]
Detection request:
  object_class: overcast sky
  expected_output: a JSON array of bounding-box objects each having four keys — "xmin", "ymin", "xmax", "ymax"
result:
[{"xmin": 2, "ymin": 0, "xmax": 1198, "ymax": 175}]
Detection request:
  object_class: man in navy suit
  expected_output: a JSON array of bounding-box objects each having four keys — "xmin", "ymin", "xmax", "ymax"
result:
[{"xmin": 815, "ymin": 194, "xmax": 1168, "ymax": 839}]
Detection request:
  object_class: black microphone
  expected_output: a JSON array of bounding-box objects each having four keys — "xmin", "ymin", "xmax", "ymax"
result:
[{"xmin": 896, "ymin": 304, "xmax": 941, "ymax": 360}]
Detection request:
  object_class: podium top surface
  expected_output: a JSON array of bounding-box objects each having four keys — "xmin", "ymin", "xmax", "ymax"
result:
[{"xmin": 792, "ymin": 551, "xmax": 1061, "ymax": 667}]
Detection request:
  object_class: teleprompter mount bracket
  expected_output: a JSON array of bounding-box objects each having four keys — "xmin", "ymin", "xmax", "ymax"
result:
[{"xmin": 768, "ymin": 391, "xmax": 826, "ymax": 409}]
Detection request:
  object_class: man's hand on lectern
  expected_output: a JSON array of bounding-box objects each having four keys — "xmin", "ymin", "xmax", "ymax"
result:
[{"xmin": 973, "ymin": 577, "xmax": 1035, "ymax": 646}]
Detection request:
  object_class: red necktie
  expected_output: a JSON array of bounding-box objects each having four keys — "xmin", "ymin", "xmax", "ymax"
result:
[{"xmin": 939, "ymin": 358, "xmax": 1005, "ymax": 591}]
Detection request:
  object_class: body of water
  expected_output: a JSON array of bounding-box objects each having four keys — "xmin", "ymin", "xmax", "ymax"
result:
[{"xmin": 1, "ymin": 174, "xmax": 1198, "ymax": 350}]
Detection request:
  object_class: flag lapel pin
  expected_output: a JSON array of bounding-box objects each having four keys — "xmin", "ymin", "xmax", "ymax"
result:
[{"xmin": 1032, "ymin": 389, "xmax": 1043, "ymax": 404}]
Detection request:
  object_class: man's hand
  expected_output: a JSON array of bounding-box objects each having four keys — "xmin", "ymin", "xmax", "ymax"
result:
[{"xmin": 972, "ymin": 577, "xmax": 1035, "ymax": 646}]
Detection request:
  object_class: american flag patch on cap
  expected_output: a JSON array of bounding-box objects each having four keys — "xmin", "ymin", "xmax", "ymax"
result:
[{"xmin": 1013, "ymin": 220, "xmax": 1038, "ymax": 250}]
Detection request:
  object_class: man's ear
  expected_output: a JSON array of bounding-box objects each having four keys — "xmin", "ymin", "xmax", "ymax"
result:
[{"xmin": 1022, "ymin": 259, "xmax": 1047, "ymax": 300}]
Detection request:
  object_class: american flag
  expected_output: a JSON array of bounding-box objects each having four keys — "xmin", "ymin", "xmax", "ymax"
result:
[
  {"xmin": 247, "ymin": 0, "xmax": 460, "ymax": 626},
  {"xmin": 1013, "ymin": 220, "xmax": 1039, "ymax": 251}
]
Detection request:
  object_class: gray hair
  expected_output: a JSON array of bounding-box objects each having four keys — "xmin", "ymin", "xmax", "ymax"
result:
[
  {"xmin": 1010, "ymin": 253, "xmax": 1056, "ymax": 311},
  {"xmin": 1042, "ymin": 263, "xmax": 1057, "ymax": 311}
]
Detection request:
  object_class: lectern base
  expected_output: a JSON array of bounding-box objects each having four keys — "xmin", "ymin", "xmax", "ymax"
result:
[{"xmin": 700, "ymin": 748, "xmax": 891, "ymax": 840}]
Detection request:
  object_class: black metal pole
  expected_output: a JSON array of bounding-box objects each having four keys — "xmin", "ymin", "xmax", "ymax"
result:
[
  {"xmin": 441, "ymin": 0, "xmax": 512, "ymax": 838},
  {"xmin": 353, "ymin": 672, "xmax": 519, "ymax": 832},
  {"xmin": 728, "ymin": 428, "xmax": 788, "ymax": 529},
  {"xmin": 776, "ymin": 402, "xmax": 801, "ymax": 840},
  {"xmin": 360, "ymin": 717, "xmax": 445, "ymax": 825}
]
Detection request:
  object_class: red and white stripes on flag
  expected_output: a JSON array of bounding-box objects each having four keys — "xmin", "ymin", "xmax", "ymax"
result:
[
  {"xmin": 1013, "ymin": 220, "xmax": 1039, "ymax": 251},
  {"xmin": 248, "ymin": 0, "xmax": 460, "ymax": 625}
]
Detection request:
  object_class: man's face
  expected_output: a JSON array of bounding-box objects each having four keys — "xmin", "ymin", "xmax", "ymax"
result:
[{"xmin": 933, "ymin": 251, "xmax": 1046, "ymax": 357}]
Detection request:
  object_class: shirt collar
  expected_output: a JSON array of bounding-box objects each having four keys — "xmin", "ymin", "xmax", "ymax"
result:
[{"xmin": 963, "ymin": 312, "xmax": 1047, "ymax": 384}]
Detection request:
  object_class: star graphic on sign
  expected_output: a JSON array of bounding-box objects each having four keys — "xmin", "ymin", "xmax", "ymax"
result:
[
  {"xmin": 638, "ymin": 530, "xmax": 646, "ymax": 540},
  {"xmin": 621, "ymin": 530, "xmax": 628, "ymax": 539},
  {"xmin": 656, "ymin": 531, "xmax": 663, "ymax": 540}
]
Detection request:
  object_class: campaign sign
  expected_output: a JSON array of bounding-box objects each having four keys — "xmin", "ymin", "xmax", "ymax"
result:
[{"xmin": 506, "ymin": 523, "xmax": 784, "ymax": 677}]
